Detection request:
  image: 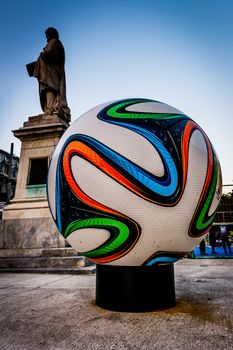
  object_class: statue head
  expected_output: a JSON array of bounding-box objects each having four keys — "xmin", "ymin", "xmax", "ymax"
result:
[{"xmin": 45, "ymin": 27, "xmax": 59, "ymax": 41}]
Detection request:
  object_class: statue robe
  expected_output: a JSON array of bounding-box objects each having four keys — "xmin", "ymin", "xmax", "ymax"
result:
[{"xmin": 33, "ymin": 38, "xmax": 70, "ymax": 121}]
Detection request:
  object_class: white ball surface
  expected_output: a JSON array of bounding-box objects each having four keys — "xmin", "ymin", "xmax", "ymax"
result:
[{"xmin": 47, "ymin": 98, "xmax": 222, "ymax": 266}]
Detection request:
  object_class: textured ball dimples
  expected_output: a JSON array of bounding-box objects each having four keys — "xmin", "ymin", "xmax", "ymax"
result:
[{"xmin": 47, "ymin": 98, "xmax": 222, "ymax": 266}]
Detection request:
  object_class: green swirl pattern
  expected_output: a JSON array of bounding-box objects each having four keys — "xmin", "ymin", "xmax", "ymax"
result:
[
  {"xmin": 64, "ymin": 218, "xmax": 130, "ymax": 258},
  {"xmin": 107, "ymin": 99, "xmax": 187, "ymax": 120}
]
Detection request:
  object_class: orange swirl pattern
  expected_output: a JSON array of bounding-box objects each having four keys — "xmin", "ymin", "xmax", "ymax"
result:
[{"xmin": 62, "ymin": 140, "xmax": 141, "ymax": 263}]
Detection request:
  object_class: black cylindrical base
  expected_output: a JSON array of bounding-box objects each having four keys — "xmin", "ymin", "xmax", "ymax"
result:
[{"xmin": 96, "ymin": 263, "xmax": 176, "ymax": 312}]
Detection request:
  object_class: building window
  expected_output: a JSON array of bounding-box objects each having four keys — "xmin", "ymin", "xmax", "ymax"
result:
[{"xmin": 28, "ymin": 158, "xmax": 48, "ymax": 185}]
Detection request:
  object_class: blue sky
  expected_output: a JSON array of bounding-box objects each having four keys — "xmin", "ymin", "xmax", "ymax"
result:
[{"xmin": 0, "ymin": 0, "xmax": 233, "ymax": 186}]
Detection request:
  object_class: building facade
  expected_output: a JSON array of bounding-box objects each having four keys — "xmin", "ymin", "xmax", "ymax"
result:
[{"xmin": 0, "ymin": 149, "xmax": 19, "ymax": 204}]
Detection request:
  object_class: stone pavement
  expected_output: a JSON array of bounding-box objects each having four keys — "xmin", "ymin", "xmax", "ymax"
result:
[{"xmin": 0, "ymin": 259, "xmax": 232, "ymax": 350}]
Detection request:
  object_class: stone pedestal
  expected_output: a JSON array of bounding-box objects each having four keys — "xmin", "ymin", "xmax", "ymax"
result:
[
  {"xmin": 0, "ymin": 114, "xmax": 95, "ymax": 273},
  {"xmin": 3, "ymin": 113, "xmax": 68, "ymax": 221},
  {"xmin": 0, "ymin": 114, "xmax": 79, "ymax": 270}
]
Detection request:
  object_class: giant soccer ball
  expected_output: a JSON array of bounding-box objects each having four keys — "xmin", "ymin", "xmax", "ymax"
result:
[{"xmin": 47, "ymin": 98, "xmax": 222, "ymax": 266}]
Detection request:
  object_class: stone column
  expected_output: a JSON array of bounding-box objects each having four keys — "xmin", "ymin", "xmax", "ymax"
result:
[{"xmin": 1, "ymin": 114, "xmax": 68, "ymax": 253}]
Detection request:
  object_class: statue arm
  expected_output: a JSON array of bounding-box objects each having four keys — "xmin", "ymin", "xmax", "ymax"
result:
[{"xmin": 40, "ymin": 39, "xmax": 56, "ymax": 60}]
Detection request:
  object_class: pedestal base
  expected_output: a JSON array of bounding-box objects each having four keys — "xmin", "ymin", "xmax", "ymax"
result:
[{"xmin": 96, "ymin": 263, "xmax": 176, "ymax": 312}]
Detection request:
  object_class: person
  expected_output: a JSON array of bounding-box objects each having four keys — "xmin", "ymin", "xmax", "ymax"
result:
[
  {"xmin": 209, "ymin": 225, "xmax": 217, "ymax": 254},
  {"xmin": 27, "ymin": 27, "xmax": 70, "ymax": 122},
  {"xmin": 219, "ymin": 225, "xmax": 232, "ymax": 254},
  {"xmin": 199, "ymin": 238, "xmax": 207, "ymax": 256}
]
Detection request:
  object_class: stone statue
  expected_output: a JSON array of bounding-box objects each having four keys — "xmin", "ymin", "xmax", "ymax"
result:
[{"xmin": 27, "ymin": 27, "xmax": 71, "ymax": 122}]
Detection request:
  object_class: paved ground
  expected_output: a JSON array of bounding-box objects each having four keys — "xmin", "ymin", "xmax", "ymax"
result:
[{"xmin": 0, "ymin": 259, "xmax": 232, "ymax": 350}]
